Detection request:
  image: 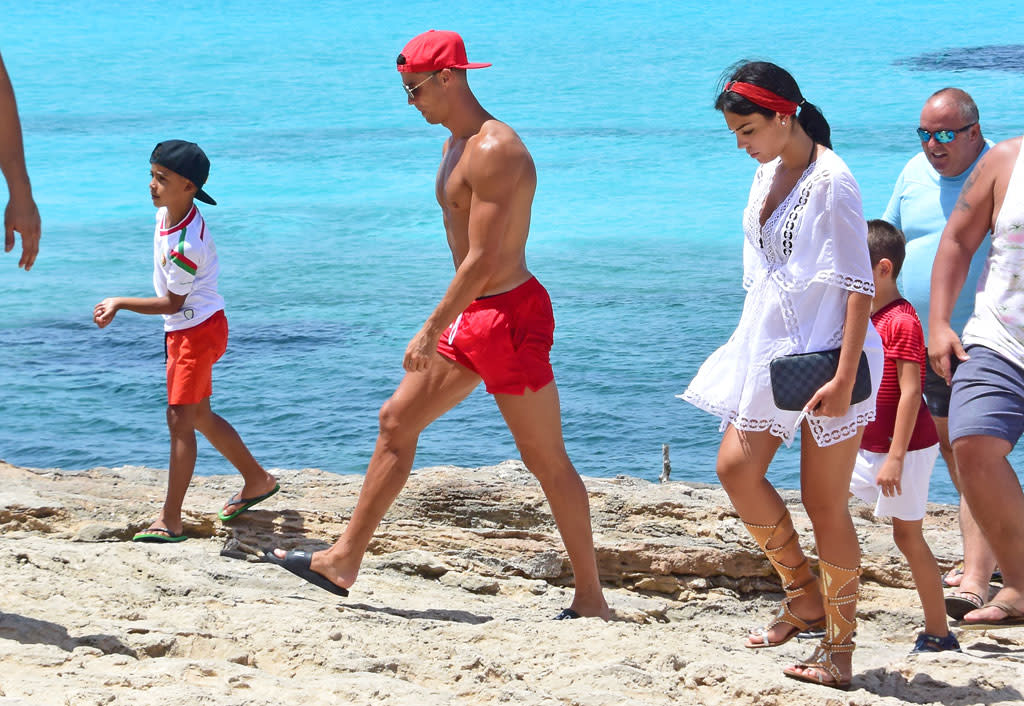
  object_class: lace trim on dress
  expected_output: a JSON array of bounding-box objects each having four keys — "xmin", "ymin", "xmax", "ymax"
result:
[
  {"xmin": 752, "ymin": 165, "xmax": 827, "ymax": 263},
  {"xmin": 771, "ymin": 269, "xmax": 876, "ymax": 295},
  {"xmin": 779, "ymin": 169, "xmax": 822, "ymax": 259},
  {"xmin": 807, "ymin": 409, "xmax": 876, "ymax": 446},
  {"xmin": 682, "ymin": 390, "xmax": 876, "ymax": 448},
  {"xmin": 681, "ymin": 389, "xmax": 796, "ymax": 444}
]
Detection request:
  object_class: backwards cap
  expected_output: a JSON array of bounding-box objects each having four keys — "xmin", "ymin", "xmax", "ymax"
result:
[
  {"xmin": 150, "ymin": 140, "xmax": 216, "ymax": 205},
  {"xmin": 396, "ymin": 30, "xmax": 491, "ymax": 73}
]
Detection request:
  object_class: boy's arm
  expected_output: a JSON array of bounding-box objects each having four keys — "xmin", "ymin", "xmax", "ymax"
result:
[
  {"xmin": 875, "ymin": 358, "xmax": 923, "ymax": 497},
  {"xmin": 93, "ymin": 292, "xmax": 186, "ymax": 328}
]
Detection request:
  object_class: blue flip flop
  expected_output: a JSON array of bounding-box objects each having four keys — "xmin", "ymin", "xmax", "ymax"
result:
[
  {"xmin": 132, "ymin": 527, "xmax": 187, "ymax": 543},
  {"xmin": 263, "ymin": 550, "xmax": 349, "ymax": 597},
  {"xmin": 218, "ymin": 483, "xmax": 280, "ymax": 521}
]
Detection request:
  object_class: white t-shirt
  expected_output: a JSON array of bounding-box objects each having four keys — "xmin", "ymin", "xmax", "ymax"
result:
[
  {"xmin": 153, "ymin": 205, "xmax": 224, "ymax": 332},
  {"xmin": 682, "ymin": 149, "xmax": 884, "ymax": 448},
  {"xmin": 962, "ymin": 139, "xmax": 1024, "ymax": 368}
]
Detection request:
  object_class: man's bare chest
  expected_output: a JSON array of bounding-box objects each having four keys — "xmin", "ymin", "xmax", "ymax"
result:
[{"xmin": 436, "ymin": 140, "xmax": 473, "ymax": 212}]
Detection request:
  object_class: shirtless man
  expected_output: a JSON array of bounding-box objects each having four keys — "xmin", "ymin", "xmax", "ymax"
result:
[
  {"xmin": 267, "ymin": 30, "xmax": 609, "ymax": 620},
  {"xmin": 930, "ymin": 135, "xmax": 1024, "ymax": 628}
]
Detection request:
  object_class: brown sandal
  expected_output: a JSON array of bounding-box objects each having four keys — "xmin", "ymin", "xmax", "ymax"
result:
[
  {"xmin": 783, "ymin": 558, "xmax": 859, "ymax": 690},
  {"xmin": 743, "ymin": 511, "xmax": 826, "ymax": 649}
]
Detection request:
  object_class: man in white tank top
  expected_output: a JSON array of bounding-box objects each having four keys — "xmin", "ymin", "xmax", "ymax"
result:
[{"xmin": 930, "ymin": 135, "xmax": 1024, "ymax": 628}]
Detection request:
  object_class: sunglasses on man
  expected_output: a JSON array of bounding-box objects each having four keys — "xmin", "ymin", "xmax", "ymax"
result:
[
  {"xmin": 917, "ymin": 122, "xmax": 976, "ymax": 144},
  {"xmin": 402, "ymin": 72, "xmax": 439, "ymax": 100}
]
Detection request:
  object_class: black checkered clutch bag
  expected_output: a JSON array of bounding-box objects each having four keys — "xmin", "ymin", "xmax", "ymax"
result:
[{"xmin": 769, "ymin": 348, "xmax": 872, "ymax": 412}]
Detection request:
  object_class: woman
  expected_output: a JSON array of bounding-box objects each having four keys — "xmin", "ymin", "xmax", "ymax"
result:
[{"xmin": 681, "ymin": 61, "xmax": 883, "ymax": 690}]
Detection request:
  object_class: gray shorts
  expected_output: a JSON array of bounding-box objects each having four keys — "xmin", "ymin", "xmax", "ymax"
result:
[{"xmin": 948, "ymin": 345, "xmax": 1024, "ymax": 446}]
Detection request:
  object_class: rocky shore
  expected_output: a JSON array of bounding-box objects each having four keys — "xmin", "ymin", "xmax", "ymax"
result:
[{"xmin": 1, "ymin": 459, "xmax": 1021, "ymax": 705}]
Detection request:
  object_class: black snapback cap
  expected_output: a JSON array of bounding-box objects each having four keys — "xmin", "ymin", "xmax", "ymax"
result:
[{"xmin": 150, "ymin": 140, "xmax": 216, "ymax": 205}]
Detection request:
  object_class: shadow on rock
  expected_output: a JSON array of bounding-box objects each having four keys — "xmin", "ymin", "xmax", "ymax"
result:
[
  {"xmin": 346, "ymin": 603, "xmax": 493, "ymax": 625},
  {"xmin": 964, "ymin": 640, "xmax": 1024, "ymax": 659},
  {"xmin": 858, "ymin": 666, "xmax": 1024, "ymax": 705},
  {"xmin": 0, "ymin": 611, "xmax": 135, "ymax": 657}
]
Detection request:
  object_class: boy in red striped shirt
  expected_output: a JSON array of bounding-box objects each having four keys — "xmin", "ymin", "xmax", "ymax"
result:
[
  {"xmin": 93, "ymin": 141, "xmax": 277, "ymax": 542},
  {"xmin": 848, "ymin": 219, "xmax": 958, "ymax": 653}
]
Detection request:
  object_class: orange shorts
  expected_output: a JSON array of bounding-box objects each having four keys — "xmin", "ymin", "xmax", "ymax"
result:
[
  {"xmin": 436, "ymin": 277, "xmax": 555, "ymax": 395},
  {"xmin": 165, "ymin": 310, "xmax": 227, "ymax": 405}
]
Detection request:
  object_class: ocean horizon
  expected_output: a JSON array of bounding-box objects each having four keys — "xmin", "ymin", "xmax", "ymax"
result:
[{"xmin": 2, "ymin": 1, "xmax": 1024, "ymax": 503}]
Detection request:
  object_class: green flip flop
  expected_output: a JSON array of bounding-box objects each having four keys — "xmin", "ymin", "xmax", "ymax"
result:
[
  {"xmin": 132, "ymin": 527, "xmax": 188, "ymax": 543},
  {"xmin": 218, "ymin": 483, "xmax": 281, "ymax": 522}
]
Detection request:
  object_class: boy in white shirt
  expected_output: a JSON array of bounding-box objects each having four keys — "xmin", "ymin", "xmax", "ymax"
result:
[{"xmin": 94, "ymin": 140, "xmax": 277, "ymax": 541}]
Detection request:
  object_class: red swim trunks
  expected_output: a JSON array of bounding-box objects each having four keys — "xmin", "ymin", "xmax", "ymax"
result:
[
  {"xmin": 165, "ymin": 309, "xmax": 228, "ymax": 405},
  {"xmin": 436, "ymin": 277, "xmax": 555, "ymax": 395}
]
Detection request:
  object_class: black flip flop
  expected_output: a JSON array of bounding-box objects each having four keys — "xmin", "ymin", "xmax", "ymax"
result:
[
  {"xmin": 553, "ymin": 608, "xmax": 580, "ymax": 620},
  {"xmin": 945, "ymin": 591, "xmax": 984, "ymax": 620},
  {"xmin": 263, "ymin": 550, "xmax": 349, "ymax": 597}
]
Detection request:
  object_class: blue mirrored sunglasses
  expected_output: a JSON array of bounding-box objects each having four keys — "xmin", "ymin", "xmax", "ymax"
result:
[{"xmin": 917, "ymin": 122, "xmax": 976, "ymax": 143}]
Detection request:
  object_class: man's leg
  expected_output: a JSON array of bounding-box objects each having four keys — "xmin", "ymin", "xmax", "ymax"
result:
[
  {"xmin": 273, "ymin": 354, "xmax": 481, "ymax": 590},
  {"xmin": 493, "ymin": 381, "xmax": 609, "ymax": 619},
  {"xmin": 192, "ymin": 398, "xmax": 277, "ymax": 513},
  {"xmin": 149, "ymin": 402, "xmax": 201, "ymax": 535},
  {"xmin": 935, "ymin": 415, "xmax": 997, "ymax": 588},
  {"xmin": 949, "ymin": 434, "xmax": 999, "ymax": 609},
  {"xmin": 954, "ymin": 434, "xmax": 1024, "ymax": 620}
]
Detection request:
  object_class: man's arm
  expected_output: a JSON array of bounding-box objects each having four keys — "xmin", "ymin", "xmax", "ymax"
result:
[
  {"xmin": 0, "ymin": 52, "xmax": 40, "ymax": 270},
  {"xmin": 93, "ymin": 292, "xmax": 187, "ymax": 328},
  {"xmin": 928, "ymin": 144, "xmax": 1006, "ymax": 381},
  {"xmin": 403, "ymin": 133, "xmax": 529, "ymax": 372}
]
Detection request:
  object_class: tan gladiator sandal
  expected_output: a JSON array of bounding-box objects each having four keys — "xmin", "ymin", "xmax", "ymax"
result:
[
  {"xmin": 743, "ymin": 510, "xmax": 826, "ymax": 649},
  {"xmin": 783, "ymin": 558, "xmax": 860, "ymax": 691}
]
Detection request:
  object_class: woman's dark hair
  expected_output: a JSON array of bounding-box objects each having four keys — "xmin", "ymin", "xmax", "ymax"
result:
[{"xmin": 714, "ymin": 61, "xmax": 831, "ymax": 149}]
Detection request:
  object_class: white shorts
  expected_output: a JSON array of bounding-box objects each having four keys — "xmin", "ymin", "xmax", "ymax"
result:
[{"xmin": 850, "ymin": 445, "xmax": 940, "ymax": 521}]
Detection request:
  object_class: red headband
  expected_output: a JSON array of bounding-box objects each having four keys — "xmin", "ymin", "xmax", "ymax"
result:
[{"xmin": 724, "ymin": 81, "xmax": 800, "ymax": 115}]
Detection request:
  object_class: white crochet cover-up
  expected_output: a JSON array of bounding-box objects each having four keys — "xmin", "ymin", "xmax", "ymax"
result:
[{"xmin": 682, "ymin": 149, "xmax": 884, "ymax": 448}]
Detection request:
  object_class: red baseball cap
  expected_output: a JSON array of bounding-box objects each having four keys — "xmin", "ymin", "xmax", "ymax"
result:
[{"xmin": 396, "ymin": 30, "xmax": 491, "ymax": 73}]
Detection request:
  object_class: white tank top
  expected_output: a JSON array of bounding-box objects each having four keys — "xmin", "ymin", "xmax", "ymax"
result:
[{"xmin": 962, "ymin": 139, "xmax": 1024, "ymax": 367}]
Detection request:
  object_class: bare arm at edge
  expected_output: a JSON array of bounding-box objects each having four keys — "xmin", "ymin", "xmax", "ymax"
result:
[
  {"xmin": 0, "ymin": 53, "xmax": 40, "ymax": 270},
  {"xmin": 928, "ymin": 139, "xmax": 1018, "ymax": 382}
]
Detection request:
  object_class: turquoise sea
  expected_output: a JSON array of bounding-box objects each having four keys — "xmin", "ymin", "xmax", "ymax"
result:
[{"xmin": 2, "ymin": 1, "xmax": 1023, "ymax": 503}]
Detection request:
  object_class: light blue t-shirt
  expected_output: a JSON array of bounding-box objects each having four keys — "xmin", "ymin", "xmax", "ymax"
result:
[{"xmin": 881, "ymin": 141, "xmax": 993, "ymax": 340}]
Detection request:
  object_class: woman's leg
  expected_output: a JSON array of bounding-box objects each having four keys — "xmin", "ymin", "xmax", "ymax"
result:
[
  {"xmin": 717, "ymin": 426, "xmax": 824, "ymax": 646},
  {"xmin": 785, "ymin": 425, "xmax": 863, "ymax": 687}
]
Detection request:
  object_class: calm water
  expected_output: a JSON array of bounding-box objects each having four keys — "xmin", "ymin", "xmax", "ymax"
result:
[{"xmin": 2, "ymin": 2, "xmax": 1023, "ymax": 503}]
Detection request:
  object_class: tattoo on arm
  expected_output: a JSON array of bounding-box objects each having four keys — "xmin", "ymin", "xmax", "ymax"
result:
[{"xmin": 954, "ymin": 169, "xmax": 980, "ymax": 213}]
